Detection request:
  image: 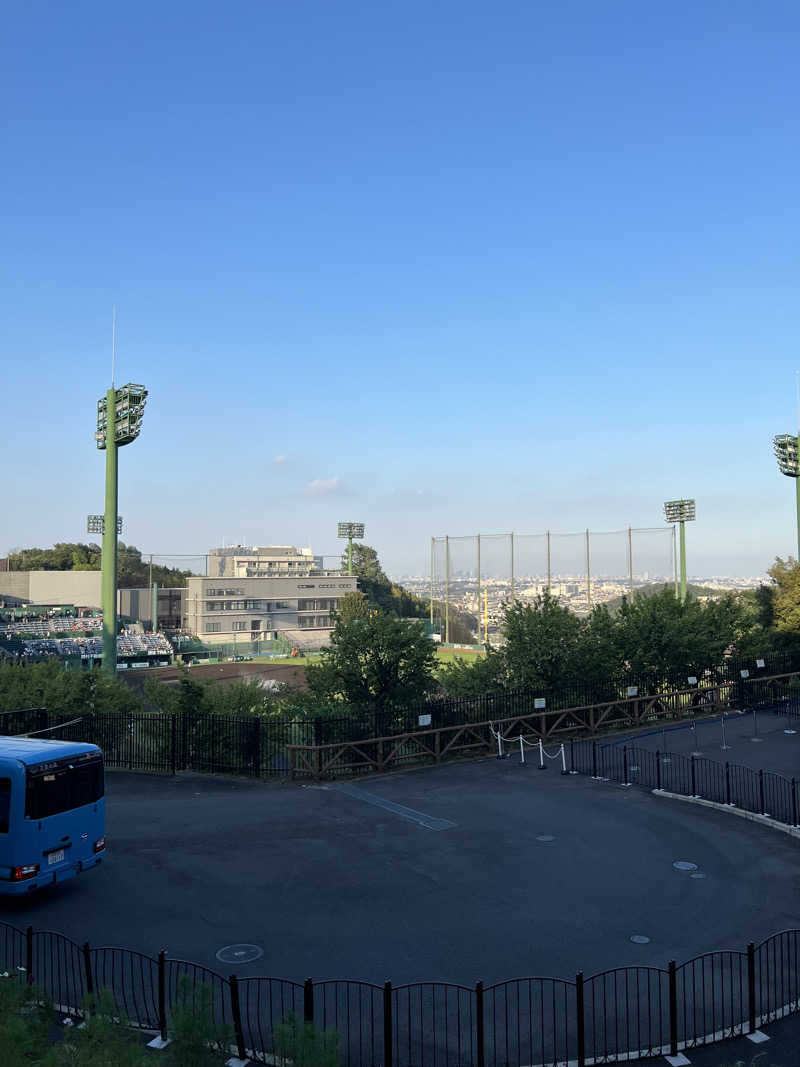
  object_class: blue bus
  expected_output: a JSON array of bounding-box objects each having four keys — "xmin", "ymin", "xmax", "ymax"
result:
[{"xmin": 0, "ymin": 738, "xmax": 105, "ymax": 894}]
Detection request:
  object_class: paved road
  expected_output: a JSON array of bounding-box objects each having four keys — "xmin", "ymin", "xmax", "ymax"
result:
[
  {"xmin": 599, "ymin": 704, "xmax": 800, "ymax": 779},
  {"xmin": 1, "ymin": 758, "xmax": 797, "ymax": 991}
]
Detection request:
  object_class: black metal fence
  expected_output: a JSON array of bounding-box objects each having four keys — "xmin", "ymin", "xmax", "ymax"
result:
[
  {"xmin": 3, "ymin": 662, "xmax": 799, "ymax": 780},
  {"xmin": 2, "ymin": 919, "xmax": 799, "ymax": 1064},
  {"xmin": 567, "ymin": 732, "xmax": 800, "ymax": 829}
]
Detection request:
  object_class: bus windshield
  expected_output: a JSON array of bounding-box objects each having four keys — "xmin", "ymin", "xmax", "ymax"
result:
[{"xmin": 25, "ymin": 753, "xmax": 104, "ymax": 820}]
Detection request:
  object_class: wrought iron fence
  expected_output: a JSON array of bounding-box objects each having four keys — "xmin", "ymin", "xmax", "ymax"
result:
[
  {"xmin": 567, "ymin": 736, "xmax": 800, "ymax": 829},
  {"xmin": 1, "ymin": 918, "xmax": 798, "ymax": 1065}
]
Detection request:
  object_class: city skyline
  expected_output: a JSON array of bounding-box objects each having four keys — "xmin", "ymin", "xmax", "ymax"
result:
[{"xmin": 2, "ymin": 4, "xmax": 799, "ymax": 578}]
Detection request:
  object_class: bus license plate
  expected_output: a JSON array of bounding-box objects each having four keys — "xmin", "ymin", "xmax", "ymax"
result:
[{"xmin": 48, "ymin": 850, "xmax": 65, "ymax": 866}]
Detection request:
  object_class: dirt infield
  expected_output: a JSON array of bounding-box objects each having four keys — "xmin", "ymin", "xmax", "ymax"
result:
[{"xmin": 122, "ymin": 660, "xmax": 308, "ymax": 689}]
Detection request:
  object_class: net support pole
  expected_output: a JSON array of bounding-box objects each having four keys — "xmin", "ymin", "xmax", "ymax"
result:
[
  {"xmin": 628, "ymin": 525, "xmax": 633, "ymax": 597},
  {"xmin": 151, "ymin": 581, "xmax": 158, "ymax": 635},
  {"xmin": 546, "ymin": 529, "xmax": 551, "ymax": 592},
  {"xmin": 673, "ymin": 525, "xmax": 679, "ymax": 599},
  {"xmin": 476, "ymin": 533, "xmax": 481, "ymax": 644},
  {"xmin": 585, "ymin": 528, "xmax": 591, "ymax": 610},
  {"xmin": 445, "ymin": 535, "xmax": 450, "ymax": 644},
  {"xmin": 430, "ymin": 537, "xmax": 434, "ymax": 627},
  {"xmin": 510, "ymin": 532, "xmax": 515, "ymax": 603}
]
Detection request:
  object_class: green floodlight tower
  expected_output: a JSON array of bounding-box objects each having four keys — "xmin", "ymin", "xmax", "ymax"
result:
[
  {"xmin": 95, "ymin": 381, "xmax": 148, "ymax": 673},
  {"xmin": 664, "ymin": 498, "xmax": 696, "ymax": 604},
  {"xmin": 773, "ymin": 434, "xmax": 800, "ymax": 559},
  {"xmin": 337, "ymin": 522, "xmax": 365, "ymax": 575}
]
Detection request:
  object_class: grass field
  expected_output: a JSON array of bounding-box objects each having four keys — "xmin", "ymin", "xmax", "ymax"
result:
[{"xmin": 434, "ymin": 645, "xmax": 487, "ymax": 663}]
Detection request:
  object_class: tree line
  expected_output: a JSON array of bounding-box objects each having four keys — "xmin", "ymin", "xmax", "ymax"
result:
[
  {"xmin": 2, "ymin": 550, "xmax": 800, "ymax": 723},
  {"xmin": 5, "ymin": 542, "xmax": 194, "ymax": 588}
]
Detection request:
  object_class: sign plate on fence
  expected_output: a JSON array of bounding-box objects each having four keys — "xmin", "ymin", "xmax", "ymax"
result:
[
  {"xmin": 534, "ymin": 698, "xmax": 546, "ymax": 709},
  {"xmin": 627, "ymin": 686, "xmax": 638, "ymax": 697},
  {"xmin": 418, "ymin": 714, "xmax": 432, "ymax": 727}
]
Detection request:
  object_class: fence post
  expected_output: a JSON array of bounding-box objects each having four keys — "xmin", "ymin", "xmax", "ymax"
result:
[
  {"xmin": 252, "ymin": 718, "xmax": 261, "ymax": 778},
  {"xmin": 668, "ymin": 960, "xmax": 677, "ymax": 1056},
  {"xmin": 475, "ymin": 980, "xmax": 485, "ymax": 1067},
  {"xmin": 747, "ymin": 942, "xmax": 756, "ymax": 1034},
  {"xmin": 759, "ymin": 769, "xmax": 766, "ymax": 815},
  {"xmin": 383, "ymin": 981, "xmax": 393, "ymax": 1067},
  {"xmin": 228, "ymin": 975, "xmax": 247, "ymax": 1061},
  {"xmin": 170, "ymin": 715, "xmax": 177, "ymax": 776},
  {"xmin": 656, "ymin": 751, "xmax": 662, "ymax": 791},
  {"xmin": 622, "ymin": 746, "xmax": 629, "ymax": 785},
  {"xmin": 82, "ymin": 941, "xmax": 94, "ymax": 998},
  {"xmin": 691, "ymin": 755, "xmax": 697, "ymax": 797},
  {"xmin": 793, "ymin": 778, "xmax": 799, "ymax": 827},
  {"xmin": 157, "ymin": 950, "xmax": 167, "ymax": 1042},
  {"xmin": 25, "ymin": 925, "xmax": 33, "ymax": 984},
  {"xmin": 592, "ymin": 741, "xmax": 597, "ymax": 779},
  {"xmin": 726, "ymin": 762, "xmax": 732, "ymax": 806},
  {"xmin": 570, "ymin": 737, "xmax": 575, "ymax": 773},
  {"xmin": 304, "ymin": 978, "xmax": 314, "ymax": 1023},
  {"xmin": 180, "ymin": 712, "xmax": 188, "ymax": 772},
  {"xmin": 575, "ymin": 971, "xmax": 585, "ymax": 1067}
]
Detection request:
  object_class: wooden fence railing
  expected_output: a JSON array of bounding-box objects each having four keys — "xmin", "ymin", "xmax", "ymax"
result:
[{"xmin": 287, "ymin": 673, "xmax": 793, "ymax": 780}]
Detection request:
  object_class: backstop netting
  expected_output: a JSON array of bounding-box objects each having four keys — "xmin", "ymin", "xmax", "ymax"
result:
[
  {"xmin": 146, "ymin": 554, "xmax": 208, "ymax": 576},
  {"xmin": 430, "ymin": 527, "xmax": 676, "ymax": 639}
]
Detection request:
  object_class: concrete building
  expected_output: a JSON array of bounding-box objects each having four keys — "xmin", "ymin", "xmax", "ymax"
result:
[
  {"xmin": 208, "ymin": 545, "xmax": 324, "ymax": 578},
  {"xmin": 182, "ymin": 572, "xmax": 357, "ymax": 647},
  {"xmin": 0, "ymin": 570, "xmax": 103, "ymax": 608}
]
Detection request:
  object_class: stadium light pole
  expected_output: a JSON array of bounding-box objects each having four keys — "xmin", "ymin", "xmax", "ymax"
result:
[
  {"xmin": 95, "ymin": 382, "xmax": 148, "ymax": 674},
  {"xmin": 337, "ymin": 522, "xmax": 365, "ymax": 576},
  {"xmin": 664, "ymin": 499, "xmax": 696, "ymax": 604},
  {"xmin": 773, "ymin": 434, "xmax": 800, "ymax": 559}
]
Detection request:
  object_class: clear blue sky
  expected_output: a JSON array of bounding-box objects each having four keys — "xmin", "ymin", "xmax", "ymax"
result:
[{"xmin": 2, "ymin": 2, "xmax": 799, "ymax": 578}]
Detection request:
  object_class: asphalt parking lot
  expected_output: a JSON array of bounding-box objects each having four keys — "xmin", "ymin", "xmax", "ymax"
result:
[
  {"xmin": 1, "ymin": 754, "xmax": 798, "ymax": 997},
  {"xmin": 600, "ymin": 703, "xmax": 800, "ymax": 778}
]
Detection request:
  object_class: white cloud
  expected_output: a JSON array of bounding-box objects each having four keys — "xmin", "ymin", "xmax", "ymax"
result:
[{"xmin": 300, "ymin": 476, "xmax": 351, "ymax": 497}]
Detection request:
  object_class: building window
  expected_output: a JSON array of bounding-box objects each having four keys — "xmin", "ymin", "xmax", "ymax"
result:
[
  {"xmin": 205, "ymin": 622, "xmax": 221, "ymax": 633},
  {"xmin": 232, "ymin": 621, "xmax": 247, "ymax": 632},
  {"xmin": 251, "ymin": 620, "xmax": 261, "ymax": 631}
]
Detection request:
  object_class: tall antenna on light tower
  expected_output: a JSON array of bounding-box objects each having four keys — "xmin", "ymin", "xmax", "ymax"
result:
[{"xmin": 111, "ymin": 305, "xmax": 117, "ymax": 388}]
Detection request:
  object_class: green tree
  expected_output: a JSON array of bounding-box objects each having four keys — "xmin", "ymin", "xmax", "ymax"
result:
[
  {"xmin": 6, "ymin": 542, "xmax": 192, "ymax": 588},
  {"xmin": 500, "ymin": 593, "xmax": 584, "ymax": 690},
  {"xmin": 306, "ymin": 613, "xmax": 437, "ymax": 712},
  {"xmin": 437, "ymin": 651, "xmax": 505, "ymax": 696},
  {"xmin": 336, "ymin": 591, "xmax": 371, "ymax": 621},
  {"xmin": 767, "ymin": 557, "xmax": 800, "ymax": 635}
]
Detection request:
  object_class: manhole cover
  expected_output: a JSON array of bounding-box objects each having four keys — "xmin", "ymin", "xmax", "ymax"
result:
[
  {"xmin": 690, "ymin": 872, "xmax": 706, "ymax": 880},
  {"xmin": 630, "ymin": 935, "xmax": 651, "ymax": 944},
  {"xmin": 535, "ymin": 835, "xmax": 555, "ymax": 842},
  {"xmin": 215, "ymin": 944, "xmax": 264, "ymax": 964},
  {"xmin": 673, "ymin": 861, "xmax": 699, "ymax": 872}
]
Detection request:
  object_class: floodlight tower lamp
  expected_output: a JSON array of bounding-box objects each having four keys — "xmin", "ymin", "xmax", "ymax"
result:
[
  {"xmin": 96, "ymin": 380, "xmax": 148, "ymax": 674},
  {"xmin": 664, "ymin": 498, "xmax": 695, "ymax": 604},
  {"xmin": 773, "ymin": 433, "xmax": 800, "ymax": 558},
  {"xmin": 337, "ymin": 522, "xmax": 365, "ymax": 576}
]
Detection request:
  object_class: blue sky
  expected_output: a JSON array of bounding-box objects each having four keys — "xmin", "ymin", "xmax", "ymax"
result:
[{"xmin": 2, "ymin": 2, "xmax": 799, "ymax": 578}]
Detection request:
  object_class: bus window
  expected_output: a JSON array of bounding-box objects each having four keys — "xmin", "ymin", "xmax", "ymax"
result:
[
  {"xmin": 25, "ymin": 758, "xmax": 104, "ymax": 821},
  {"xmin": 0, "ymin": 778, "xmax": 9, "ymax": 833}
]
